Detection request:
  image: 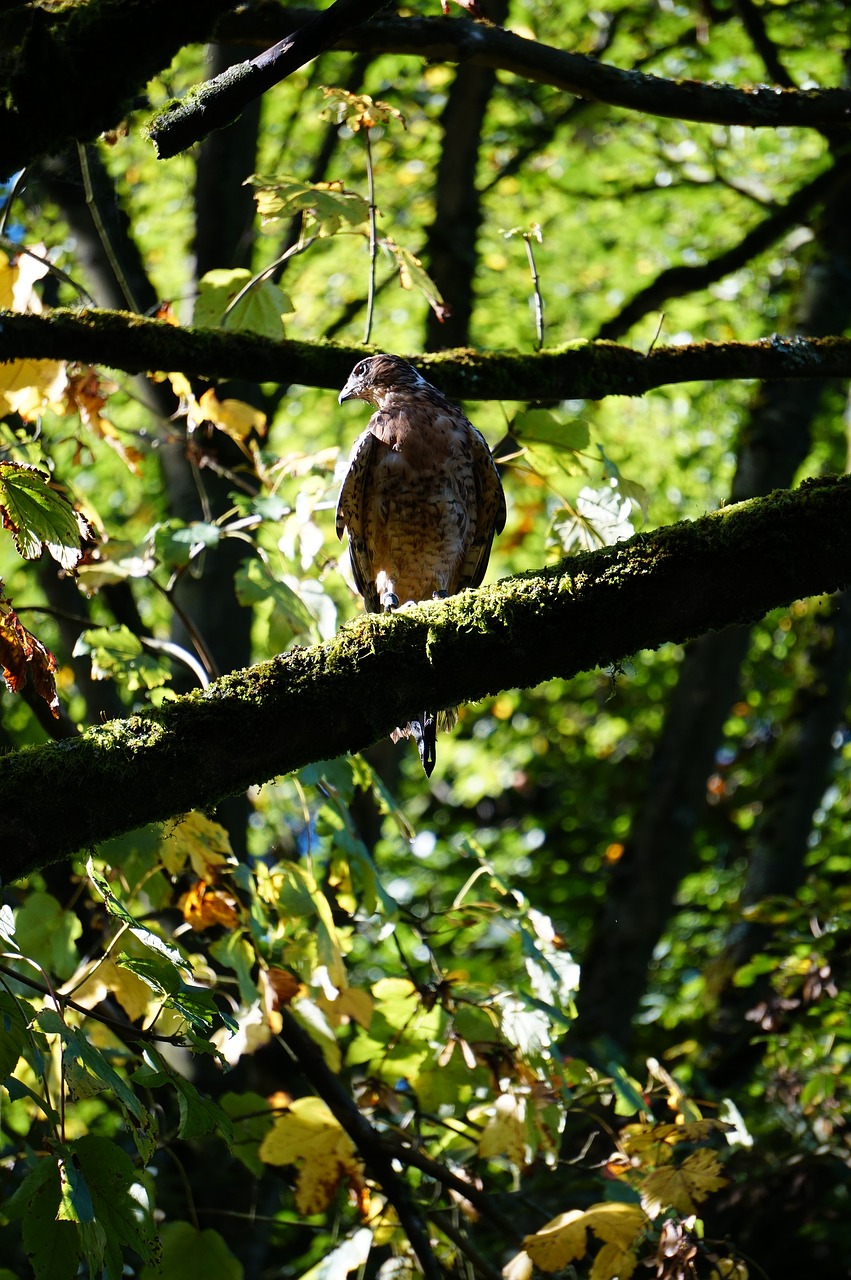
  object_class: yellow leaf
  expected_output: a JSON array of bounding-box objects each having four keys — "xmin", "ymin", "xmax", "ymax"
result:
[
  {"xmin": 258, "ymin": 1096, "xmax": 362, "ymax": 1214},
  {"xmin": 524, "ymin": 1204, "xmax": 647, "ymax": 1273},
  {"xmin": 502, "ymin": 1251, "xmax": 534, "ymax": 1280},
  {"xmin": 478, "ymin": 1091, "xmax": 528, "ymax": 1169},
  {"xmin": 317, "ymin": 985, "xmax": 374, "ymax": 1029},
  {"xmin": 640, "ymin": 1149, "xmax": 727, "ymax": 1218},
  {"xmin": 524, "ymin": 1210, "xmax": 589, "ymax": 1271},
  {"xmin": 198, "ymin": 388, "xmax": 266, "ymax": 440},
  {"xmin": 364, "ymin": 1193, "xmax": 401, "ymax": 1248},
  {"xmin": 0, "ymin": 358, "xmax": 67, "ymax": 421},
  {"xmin": 622, "ymin": 1119, "xmax": 730, "ymax": 1163},
  {"xmin": 161, "ymin": 811, "xmax": 234, "ymax": 880},
  {"xmin": 590, "ymin": 1240, "xmax": 637, "ymax": 1280}
]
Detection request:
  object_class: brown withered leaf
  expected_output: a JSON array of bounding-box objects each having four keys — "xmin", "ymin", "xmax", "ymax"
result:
[
  {"xmin": 264, "ymin": 966, "xmax": 302, "ymax": 1011},
  {"xmin": 179, "ymin": 880, "xmax": 240, "ymax": 932},
  {"xmin": 66, "ymin": 369, "xmax": 144, "ymax": 475},
  {"xmin": 0, "ymin": 592, "xmax": 59, "ymax": 717}
]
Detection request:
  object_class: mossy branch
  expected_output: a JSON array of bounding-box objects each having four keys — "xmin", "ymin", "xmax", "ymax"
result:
[
  {"xmin": 214, "ymin": 6, "xmax": 851, "ymax": 131},
  {"xmin": 3, "ymin": 476, "xmax": 851, "ymax": 880},
  {"xmin": 147, "ymin": 0, "xmax": 391, "ymax": 159},
  {"xmin": 2, "ymin": 308, "xmax": 851, "ymax": 401},
  {"xmin": 0, "ymin": 0, "xmax": 236, "ymax": 175}
]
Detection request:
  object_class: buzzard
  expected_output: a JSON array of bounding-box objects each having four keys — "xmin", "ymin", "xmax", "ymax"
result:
[{"xmin": 336, "ymin": 354, "xmax": 506, "ymax": 776}]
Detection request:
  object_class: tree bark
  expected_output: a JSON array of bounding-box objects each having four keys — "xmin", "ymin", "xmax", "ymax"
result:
[
  {"xmin": 4, "ymin": 308, "xmax": 851, "ymax": 400},
  {"xmin": 3, "ymin": 475, "xmax": 851, "ymax": 879}
]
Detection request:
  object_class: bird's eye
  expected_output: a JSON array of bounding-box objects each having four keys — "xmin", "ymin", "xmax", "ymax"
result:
[{"xmin": 354, "ymin": 361, "xmax": 367, "ymax": 378}]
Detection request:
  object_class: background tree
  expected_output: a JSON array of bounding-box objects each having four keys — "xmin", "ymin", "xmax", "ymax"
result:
[{"xmin": 2, "ymin": 2, "xmax": 851, "ymax": 1278}]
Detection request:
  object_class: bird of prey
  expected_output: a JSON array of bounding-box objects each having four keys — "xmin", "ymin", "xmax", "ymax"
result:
[{"xmin": 336, "ymin": 354, "xmax": 506, "ymax": 777}]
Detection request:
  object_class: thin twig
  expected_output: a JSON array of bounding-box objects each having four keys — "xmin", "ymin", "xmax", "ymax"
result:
[
  {"xmin": 363, "ymin": 129, "xmax": 378, "ymax": 345},
  {"xmin": 77, "ymin": 142, "xmax": 141, "ymax": 312},
  {"xmin": 429, "ymin": 1209, "xmax": 506, "ymax": 1280},
  {"xmin": 0, "ymin": 959, "xmax": 186, "ymax": 1045}
]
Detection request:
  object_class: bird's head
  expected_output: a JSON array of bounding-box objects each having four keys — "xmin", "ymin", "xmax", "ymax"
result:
[{"xmin": 338, "ymin": 354, "xmax": 427, "ymax": 407}]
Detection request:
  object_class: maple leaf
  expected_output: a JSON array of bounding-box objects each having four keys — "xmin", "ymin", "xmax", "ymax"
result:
[
  {"xmin": 197, "ymin": 388, "xmax": 266, "ymax": 441},
  {"xmin": 263, "ymin": 966, "xmax": 302, "ymax": 1011},
  {"xmin": 524, "ymin": 1203, "xmax": 647, "ymax": 1273},
  {"xmin": 258, "ymin": 1097, "xmax": 364, "ymax": 1214},
  {"xmin": 65, "ymin": 370, "xmax": 144, "ymax": 475},
  {"xmin": 381, "ymin": 238, "xmax": 449, "ymax": 322},
  {"xmin": 640, "ymin": 1149, "xmax": 728, "ymax": 1218},
  {"xmin": 250, "ymin": 177, "xmax": 368, "ymax": 238}
]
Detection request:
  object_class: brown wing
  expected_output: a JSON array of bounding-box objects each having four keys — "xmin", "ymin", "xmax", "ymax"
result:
[
  {"xmin": 457, "ymin": 424, "xmax": 507, "ymax": 591},
  {"xmin": 336, "ymin": 428, "xmax": 381, "ymax": 612}
]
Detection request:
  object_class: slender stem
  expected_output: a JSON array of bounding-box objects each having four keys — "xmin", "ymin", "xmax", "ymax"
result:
[
  {"xmin": 0, "ymin": 959, "xmax": 186, "ymax": 1044},
  {"xmin": 221, "ymin": 230, "xmax": 319, "ymax": 324},
  {"xmin": 76, "ymin": 142, "xmax": 140, "ymax": 312},
  {"xmin": 429, "ymin": 1209, "xmax": 506, "ymax": 1280},
  {"xmin": 523, "ymin": 233, "xmax": 544, "ymax": 350},
  {"xmin": 363, "ymin": 129, "xmax": 378, "ymax": 345}
]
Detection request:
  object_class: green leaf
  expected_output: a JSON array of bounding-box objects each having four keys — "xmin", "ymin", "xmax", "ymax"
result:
[
  {"xmin": 4, "ymin": 1073, "xmax": 62, "ymax": 1124},
  {"xmin": 14, "ymin": 891, "xmax": 82, "ymax": 981},
  {"xmin": 73, "ymin": 1135, "xmax": 160, "ymax": 1276},
  {"xmin": 235, "ymin": 557, "xmax": 316, "ymax": 642},
  {"xmin": 0, "ymin": 991, "xmax": 33, "ymax": 1077},
  {"xmin": 6, "ymin": 1155, "xmax": 80, "ymax": 1280},
  {"xmin": 56, "ymin": 1154, "xmax": 95, "ymax": 1224},
  {"xmin": 73, "ymin": 625, "xmax": 172, "ymax": 692},
  {"xmin": 0, "ymin": 461, "xmax": 91, "ymax": 570},
  {"xmin": 380, "ymin": 238, "xmax": 447, "ymax": 320},
  {"xmin": 250, "ymin": 175, "xmax": 368, "ymax": 237},
  {"xmin": 86, "ymin": 860, "xmax": 190, "ymax": 970},
  {"xmin": 220, "ymin": 1091, "xmax": 275, "ymax": 1177},
  {"xmin": 150, "ymin": 518, "xmax": 221, "ymax": 569},
  {"xmin": 511, "ymin": 408, "xmax": 590, "ymax": 452},
  {"xmin": 195, "ymin": 267, "xmax": 291, "ymax": 338},
  {"xmin": 140, "ymin": 1222, "xmax": 243, "ymax": 1280},
  {"xmin": 36, "ymin": 1008, "xmax": 147, "ymax": 1123},
  {"xmin": 210, "ymin": 933, "xmax": 257, "ymax": 1007},
  {"xmin": 117, "ymin": 954, "xmax": 234, "ymax": 1033}
]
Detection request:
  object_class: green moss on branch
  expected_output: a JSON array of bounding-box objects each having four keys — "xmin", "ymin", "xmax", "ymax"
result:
[{"xmin": 3, "ymin": 476, "xmax": 851, "ymax": 878}]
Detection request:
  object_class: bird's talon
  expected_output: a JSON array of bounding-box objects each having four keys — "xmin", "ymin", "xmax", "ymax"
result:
[
  {"xmin": 432, "ymin": 590, "xmax": 449, "ymax": 600},
  {"xmin": 381, "ymin": 592, "xmax": 399, "ymax": 611}
]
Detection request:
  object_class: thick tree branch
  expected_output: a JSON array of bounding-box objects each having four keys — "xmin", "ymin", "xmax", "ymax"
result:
[
  {"xmin": 3, "ymin": 307, "xmax": 851, "ymax": 401},
  {"xmin": 0, "ymin": 0, "xmax": 237, "ymax": 176},
  {"xmin": 148, "ymin": 0, "xmax": 391, "ymax": 159},
  {"xmin": 214, "ymin": 7, "xmax": 851, "ymax": 131},
  {"xmin": 3, "ymin": 476, "xmax": 851, "ymax": 879}
]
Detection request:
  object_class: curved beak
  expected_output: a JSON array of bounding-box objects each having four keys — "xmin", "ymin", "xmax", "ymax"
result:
[{"xmin": 338, "ymin": 375, "xmax": 361, "ymax": 405}]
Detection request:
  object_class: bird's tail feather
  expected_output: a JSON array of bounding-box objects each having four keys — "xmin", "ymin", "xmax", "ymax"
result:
[{"xmin": 391, "ymin": 707, "xmax": 458, "ymax": 777}]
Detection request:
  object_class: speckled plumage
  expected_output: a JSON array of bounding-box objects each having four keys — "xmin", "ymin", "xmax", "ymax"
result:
[{"xmin": 336, "ymin": 354, "xmax": 506, "ymax": 775}]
